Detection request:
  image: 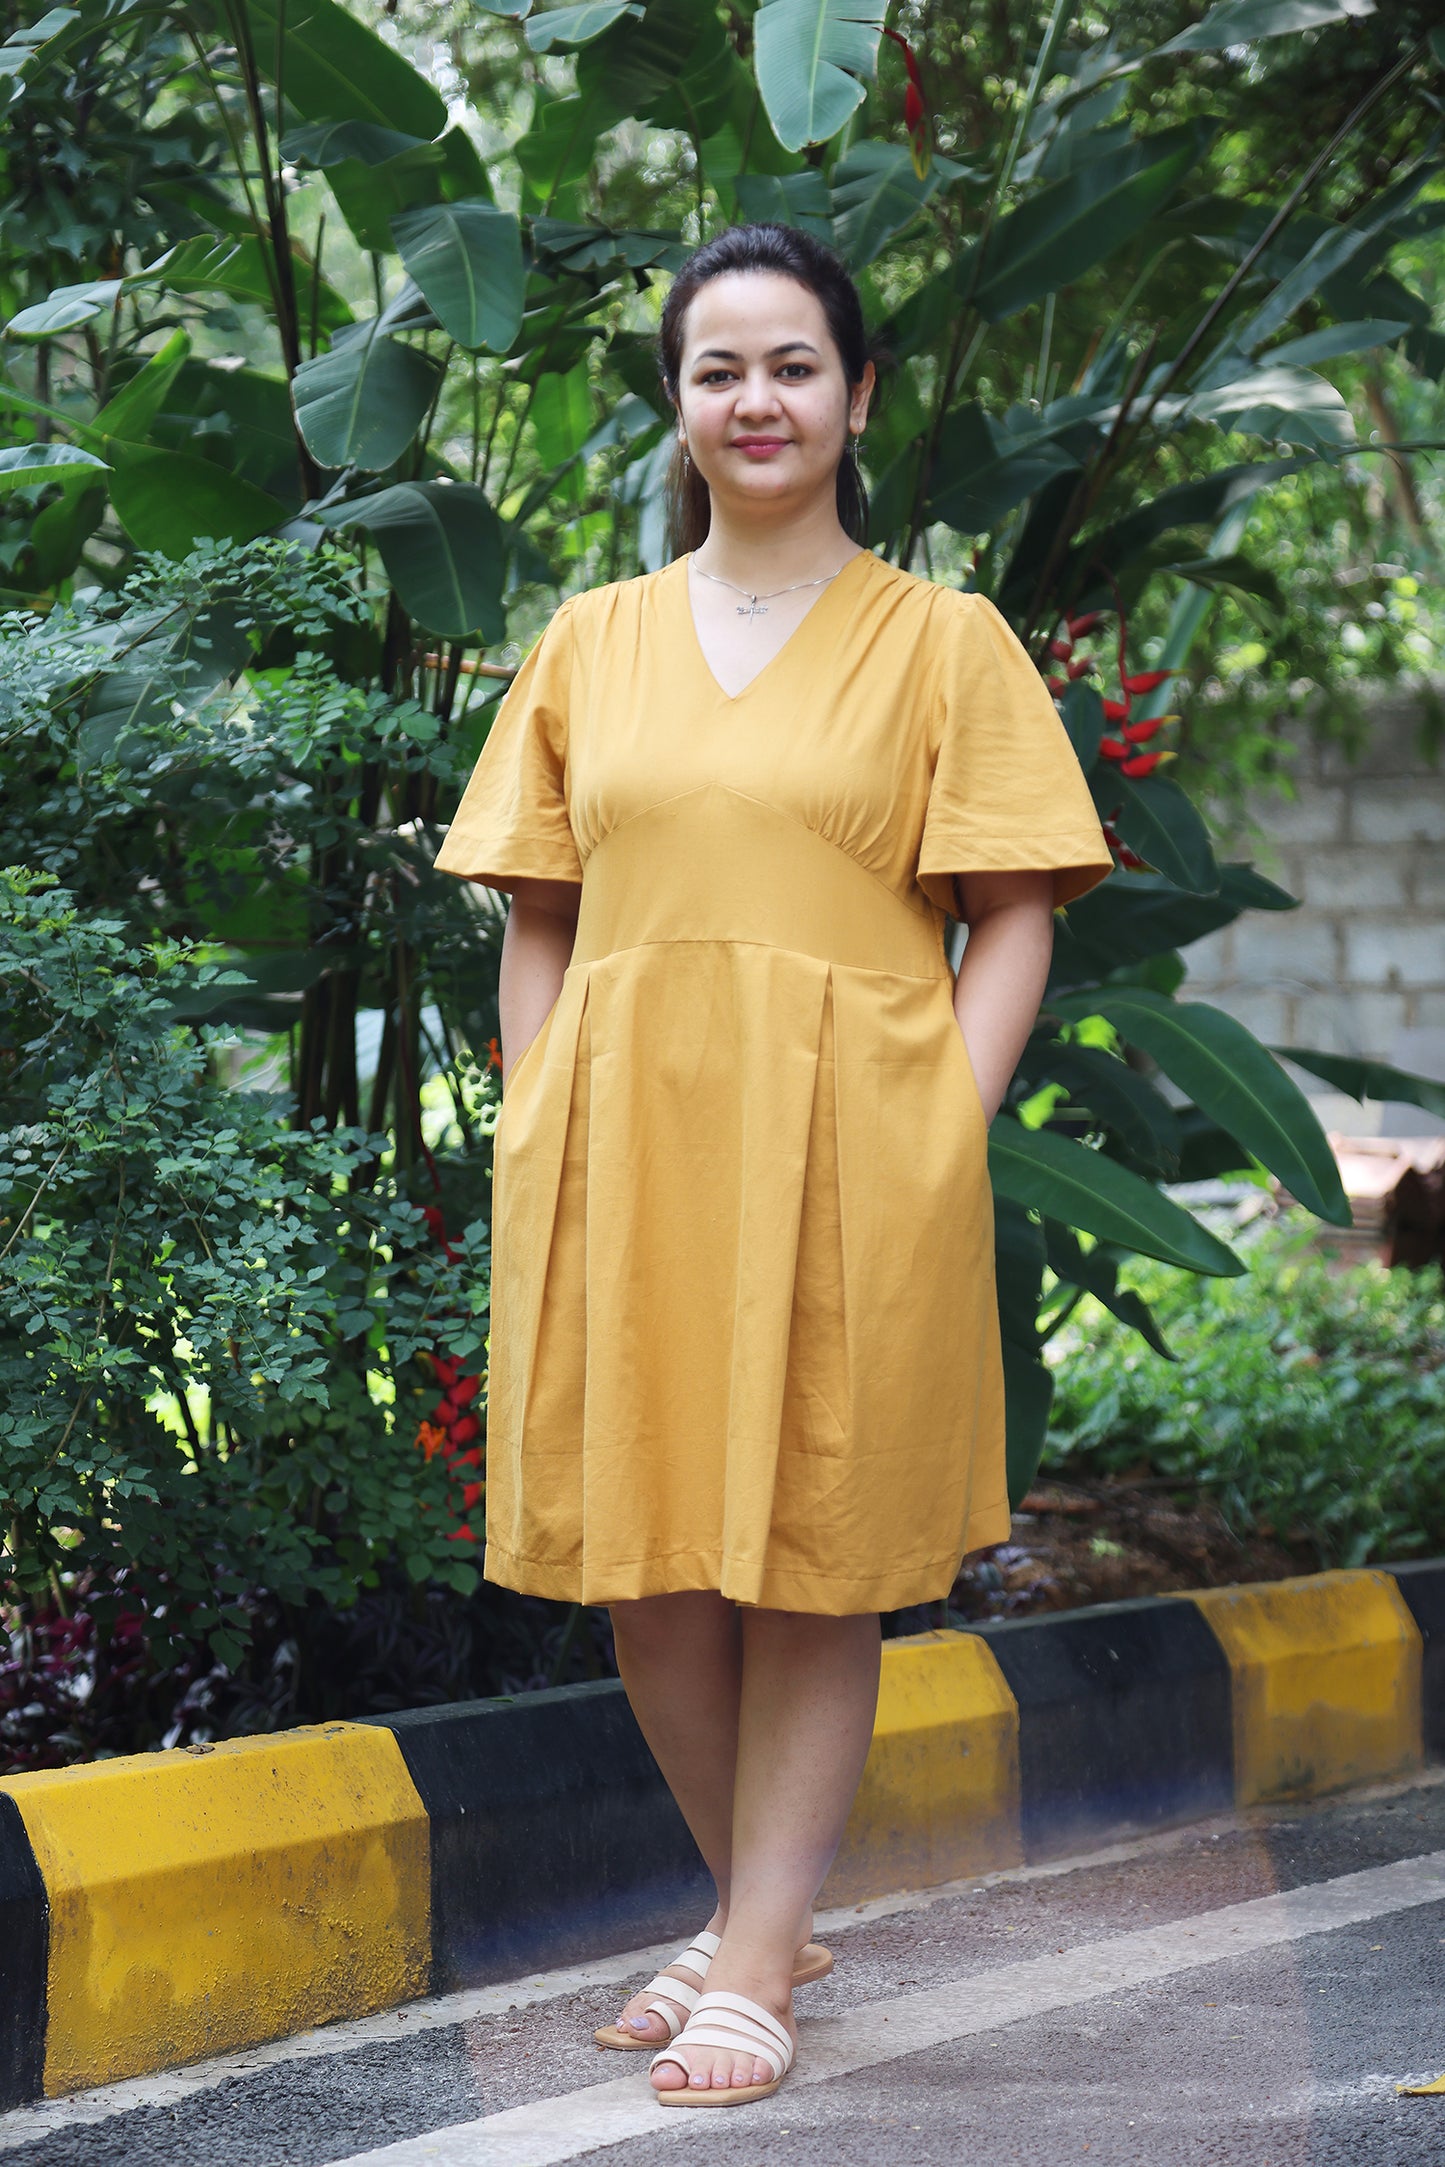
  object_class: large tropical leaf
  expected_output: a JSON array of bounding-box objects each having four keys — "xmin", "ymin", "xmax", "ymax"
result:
[
  {"xmin": 1038, "ymin": 1042, "xmax": 1182, "ymax": 1173},
  {"xmin": 6, "ymin": 278, "xmax": 120, "ymax": 339},
  {"xmin": 1106, "ymin": 773, "xmax": 1219, "ymax": 897},
  {"xmin": 752, "ymin": 0, "xmax": 889, "ymax": 154},
  {"xmin": 829, "ymin": 142, "xmax": 942, "ymax": 270},
  {"xmin": 391, "ymin": 202, "xmax": 525, "ymax": 354},
  {"xmin": 525, "ymin": 1, "xmax": 642, "ymax": 50},
  {"xmin": 1153, "ymin": 0, "xmax": 1375, "ymax": 54},
  {"xmin": 1043, "ymin": 1223, "xmax": 1174, "ymax": 1359},
  {"xmin": 105, "ymin": 444, "xmax": 285, "ymax": 553},
  {"xmin": 1279, "ymin": 1049, "xmax": 1445, "ymax": 1123},
  {"xmin": 315, "ymin": 482, "xmax": 507, "ymax": 639},
  {"xmin": 149, "ymin": 234, "xmax": 353, "ymax": 333},
  {"xmin": 967, "ymin": 121, "xmax": 1213, "ymax": 322},
  {"xmin": 929, "ymin": 402, "xmax": 1082, "ymax": 533},
  {"xmin": 988, "ymin": 1120, "xmax": 1242, "ymax": 1274},
  {"xmin": 1056, "ymin": 989, "xmax": 1351, "ymax": 1225},
  {"xmin": 994, "ymin": 1197, "xmax": 1053, "ymax": 1503},
  {"xmin": 1051, "ymin": 861, "xmax": 1294, "ymax": 982},
  {"xmin": 240, "ymin": 0, "xmax": 446, "ymax": 137},
  {"xmin": 292, "ymin": 323, "xmax": 443, "ymax": 472},
  {"xmin": 92, "ymin": 329, "xmax": 191, "ymax": 445},
  {"xmin": 0, "ymin": 443, "xmax": 109, "ymax": 495},
  {"xmin": 1183, "ymin": 365, "xmax": 1355, "ymax": 451}
]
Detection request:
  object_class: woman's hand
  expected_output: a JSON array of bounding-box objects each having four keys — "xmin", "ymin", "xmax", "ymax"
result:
[
  {"xmin": 950, "ymin": 870, "xmax": 1055, "ymax": 1123},
  {"xmin": 497, "ymin": 877, "xmax": 580, "ymax": 1088}
]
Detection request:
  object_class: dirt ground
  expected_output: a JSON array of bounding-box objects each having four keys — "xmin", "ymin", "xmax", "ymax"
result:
[{"xmin": 946, "ymin": 1472, "xmax": 1316, "ymax": 1622}]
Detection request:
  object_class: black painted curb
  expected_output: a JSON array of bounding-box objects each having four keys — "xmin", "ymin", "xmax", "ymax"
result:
[
  {"xmin": 0, "ymin": 1791, "xmax": 48, "ymax": 2109},
  {"xmin": 969, "ymin": 1595, "xmax": 1235, "ymax": 1858},
  {"xmin": 1384, "ymin": 1559, "xmax": 1445, "ymax": 1761},
  {"xmin": 369, "ymin": 1681, "xmax": 711, "ymax": 1990}
]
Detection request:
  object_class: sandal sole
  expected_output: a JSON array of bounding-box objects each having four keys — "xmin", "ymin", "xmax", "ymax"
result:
[{"xmin": 656, "ymin": 2077, "xmax": 784, "ymax": 2106}]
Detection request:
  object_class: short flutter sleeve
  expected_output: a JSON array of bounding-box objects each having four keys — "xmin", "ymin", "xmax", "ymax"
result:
[
  {"xmin": 917, "ymin": 591, "xmax": 1113, "ymax": 917},
  {"xmin": 433, "ymin": 596, "xmax": 582, "ymax": 891}
]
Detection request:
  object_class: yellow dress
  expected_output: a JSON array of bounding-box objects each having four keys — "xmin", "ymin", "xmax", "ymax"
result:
[{"xmin": 434, "ymin": 547, "xmax": 1111, "ymax": 1614}]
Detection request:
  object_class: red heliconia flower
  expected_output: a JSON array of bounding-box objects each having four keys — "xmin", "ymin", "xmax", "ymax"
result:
[
  {"xmin": 1102, "ymin": 818, "xmax": 1148, "ymax": 871},
  {"xmin": 443, "ymin": 1375, "xmax": 481, "ymax": 1413},
  {"xmin": 1066, "ymin": 653, "xmax": 1093, "ymax": 680},
  {"xmin": 460, "ymin": 1480, "xmax": 484, "ymax": 1512},
  {"xmin": 1046, "ymin": 673, "xmax": 1068, "ymax": 696},
  {"xmin": 882, "ymin": 26, "xmax": 930, "ymax": 177},
  {"xmin": 1121, "ymin": 751, "xmax": 1164, "ymax": 778},
  {"xmin": 1047, "ymin": 636, "xmax": 1073, "ymax": 662},
  {"xmin": 1099, "ymin": 735, "xmax": 1128, "ymax": 760},
  {"xmin": 1102, "ymin": 698, "xmax": 1131, "ymax": 724},
  {"xmin": 429, "ymin": 1352, "xmax": 460, "ymax": 1388},
  {"xmin": 1119, "ymin": 667, "xmax": 1173, "ymax": 698},
  {"xmin": 1067, "ymin": 611, "xmax": 1103, "ymax": 639},
  {"xmin": 448, "ymin": 1413, "xmax": 481, "ymax": 1449}
]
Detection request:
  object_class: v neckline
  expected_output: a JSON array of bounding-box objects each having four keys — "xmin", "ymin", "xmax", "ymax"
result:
[{"xmin": 675, "ymin": 546, "xmax": 875, "ymax": 705}]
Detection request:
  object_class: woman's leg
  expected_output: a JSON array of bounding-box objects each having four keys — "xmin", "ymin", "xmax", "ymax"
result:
[
  {"xmin": 608, "ymin": 1590, "xmax": 743, "ymax": 2040},
  {"xmin": 650, "ymin": 1607, "xmax": 881, "ymax": 2094}
]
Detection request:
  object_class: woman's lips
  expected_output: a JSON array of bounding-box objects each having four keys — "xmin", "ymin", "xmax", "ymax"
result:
[{"xmin": 731, "ymin": 438, "xmax": 790, "ymax": 457}]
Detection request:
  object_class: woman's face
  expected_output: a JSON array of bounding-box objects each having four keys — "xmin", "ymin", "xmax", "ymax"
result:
[{"xmin": 673, "ymin": 270, "xmax": 873, "ymax": 517}]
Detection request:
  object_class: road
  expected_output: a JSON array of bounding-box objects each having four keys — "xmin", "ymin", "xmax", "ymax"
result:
[{"xmin": 6, "ymin": 1770, "xmax": 1445, "ymax": 2167}]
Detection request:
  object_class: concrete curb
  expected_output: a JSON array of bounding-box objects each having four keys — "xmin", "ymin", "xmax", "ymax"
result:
[{"xmin": 1, "ymin": 1560, "xmax": 1440, "ymax": 2106}]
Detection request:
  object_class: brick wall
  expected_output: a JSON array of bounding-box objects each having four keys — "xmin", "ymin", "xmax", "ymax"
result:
[{"xmin": 1180, "ymin": 686, "xmax": 1445, "ymax": 1135}]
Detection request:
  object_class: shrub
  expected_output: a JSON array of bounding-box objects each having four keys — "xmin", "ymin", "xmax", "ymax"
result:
[
  {"xmin": 1043, "ymin": 1219, "xmax": 1445, "ymax": 1568},
  {"xmin": 0, "ymin": 869, "xmax": 488, "ymax": 1673}
]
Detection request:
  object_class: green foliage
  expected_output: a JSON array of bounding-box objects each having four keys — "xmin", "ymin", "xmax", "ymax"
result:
[
  {"xmin": 1044, "ymin": 1221, "xmax": 1445, "ymax": 1570},
  {"xmin": 1, "ymin": 0, "xmax": 1442, "ymax": 1525},
  {"xmin": 0, "ymin": 868, "xmax": 489, "ymax": 1668}
]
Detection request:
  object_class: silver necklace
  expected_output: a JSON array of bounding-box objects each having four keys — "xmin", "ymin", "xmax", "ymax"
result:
[{"xmin": 690, "ymin": 552, "xmax": 854, "ymax": 622}]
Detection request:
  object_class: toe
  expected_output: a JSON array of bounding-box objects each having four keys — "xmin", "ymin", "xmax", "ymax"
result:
[{"xmin": 729, "ymin": 2055, "xmax": 754, "ymax": 2089}]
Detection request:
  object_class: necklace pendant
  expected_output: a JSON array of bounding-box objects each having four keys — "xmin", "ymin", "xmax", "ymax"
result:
[{"xmin": 737, "ymin": 596, "xmax": 767, "ymax": 619}]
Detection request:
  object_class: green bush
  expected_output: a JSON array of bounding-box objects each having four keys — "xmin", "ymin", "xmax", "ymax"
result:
[
  {"xmin": 1043, "ymin": 1220, "xmax": 1445, "ymax": 1569},
  {"xmin": 0, "ymin": 869, "xmax": 488, "ymax": 1668}
]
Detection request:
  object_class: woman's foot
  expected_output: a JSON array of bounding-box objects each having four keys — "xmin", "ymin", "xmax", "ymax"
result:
[
  {"xmin": 614, "ymin": 1909, "xmax": 819, "ymax": 2044},
  {"xmin": 612, "ymin": 1914, "xmax": 725, "ymax": 2045},
  {"xmin": 648, "ymin": 1947, "xmax": 797, "ymax": 2094}
]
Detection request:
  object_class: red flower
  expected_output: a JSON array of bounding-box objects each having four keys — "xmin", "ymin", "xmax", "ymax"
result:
[
  {"xmin": 1119, "ymin": 667, "xmax": 1173, "ymax": 697},
  {"xmin": 484, "ymin": 1037, "xmax": 502, "ymax": 1073},
  {"xmin": 1121, "ymin": 751, "xmax": 1164, "ymax": 778},
  {"xmin": 1099, "ymin": 736, "xmax": 1128, "ymax": 759},
  {"xmin": 882, "ymin": 26, "xmax": 930, "ymax": 177},
  {"xmin": 1067, "ymin": 611, "xmax": 1103, "ymax": 639},
  {"xmin": 447, "ymin": 1412, "xmax": 481, "ymax": 1449},
  {"xmin": 1102, "ymin": 698, "xmax": 1131, "ymax": 724}
]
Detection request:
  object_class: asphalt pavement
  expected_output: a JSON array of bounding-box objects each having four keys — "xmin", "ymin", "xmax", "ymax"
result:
[{"xmin": 7, "ymin": 1770, "xmax": 1445, "ymax": 2167}]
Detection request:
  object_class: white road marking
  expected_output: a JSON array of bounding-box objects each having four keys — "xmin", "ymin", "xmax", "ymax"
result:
[
  {"xmin": 2, "ymin": 1764, "xmax": 1440, "ymax": 2155},
  {"xmin": 331, "ymin": 1849, "xmax": 1445, "ymax": 2167}
]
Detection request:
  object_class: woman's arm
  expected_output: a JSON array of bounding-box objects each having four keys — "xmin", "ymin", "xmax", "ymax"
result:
[
  {"xmin": 951, "ymin": 869, "xmax": 1055, "ymax": 1123},
  {"xmin": 497, "ymin": 877, "xmax": 580, "ymax": 1089}
]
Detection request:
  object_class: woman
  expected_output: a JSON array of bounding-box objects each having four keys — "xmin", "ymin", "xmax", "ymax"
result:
[{"xmin": 434, "ymin": 223, "xmax": 1111, "ymax": 2108}]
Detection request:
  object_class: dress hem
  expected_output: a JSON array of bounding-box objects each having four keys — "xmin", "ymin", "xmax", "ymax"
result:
[{"xmin": 483, "ymin": 1501, "xmax": 1013, "ymax": 1616}]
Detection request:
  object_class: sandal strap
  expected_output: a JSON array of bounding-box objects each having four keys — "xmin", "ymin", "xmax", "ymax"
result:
[
  {"xmin": 648, "ymin": 1989, "xmax": 794, "ymax": 2083},
  {"xmin": 641, "ymin": 1977, "xmax": 701, "ymax": 2035},
  {"xmin": 667, "ymin": 1932, "xmax": 719, "ymax": 1983}
]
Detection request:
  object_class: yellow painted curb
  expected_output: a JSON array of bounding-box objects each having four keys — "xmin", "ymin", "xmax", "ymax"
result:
[
  {"xmin": 1184, "ymin": 1571, "xmax": 1424, "ymax": 1809},
  {"xmin": 823, "ymin": 1630, "xmax": 1023, "ymax": 1904},
  {"xmin": 2, "ymin": 1721, "xmax": 430, "ymax": 2096}
]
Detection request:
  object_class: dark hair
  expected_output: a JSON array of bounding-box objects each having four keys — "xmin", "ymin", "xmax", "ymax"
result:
[{"xmin": 657, "ymin": 222, "xmax": 880, "ymax": 559}]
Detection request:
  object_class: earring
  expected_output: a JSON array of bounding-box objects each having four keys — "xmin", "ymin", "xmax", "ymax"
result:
[{"xmin": 681, "ymin": 440, "xmax": 691, "ymax": 473}]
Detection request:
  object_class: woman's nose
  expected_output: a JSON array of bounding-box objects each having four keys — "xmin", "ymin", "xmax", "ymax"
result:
[{"xmin": 733, "ymin": 370, "xmax": 783, "ymax": 418}]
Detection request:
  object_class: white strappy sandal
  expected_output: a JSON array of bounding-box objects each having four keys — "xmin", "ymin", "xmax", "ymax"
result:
[
  {"xmin": 649, "ymin": 1987, "xmax": 795, "ymax": 2106},
  {"xmin": 594, "ymin": 1928, "xmax": 831, "ymax": 2050}
]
